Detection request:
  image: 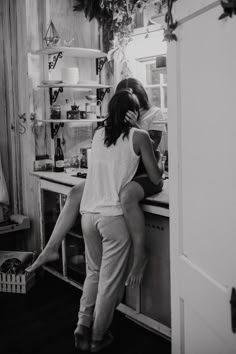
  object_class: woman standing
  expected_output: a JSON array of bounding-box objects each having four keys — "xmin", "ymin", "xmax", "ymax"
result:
[{"xmin": 74, "ymin": 89, "xmax": 163, "ymax": 352}]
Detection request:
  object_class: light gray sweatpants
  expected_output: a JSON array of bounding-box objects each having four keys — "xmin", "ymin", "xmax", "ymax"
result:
[{"xmin": 77, "ymin": 212, "xmax": 131, "ymax": 341}]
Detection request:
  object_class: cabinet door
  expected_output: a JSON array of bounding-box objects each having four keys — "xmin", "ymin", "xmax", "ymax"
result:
[
  {"xmin": 40, "ymin": 189, "xmax": 63, "ymax": 274},
  {"xmin": 61, "ymin": 195, "xmax": 86, "ymax": 286},
  {"xmin": 40, "ymin": 182, "xmax": 86, "ymax": 287},
  {"xmin": 124, "ymin": 212, "xmax": 170, "ymax": 331},
  {"xmin": 65, "ymin": 233, "xmax": 86, "ymax": 285}
]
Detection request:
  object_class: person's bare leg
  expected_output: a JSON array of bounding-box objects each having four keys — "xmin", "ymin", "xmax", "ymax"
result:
[
  {"xmin": 120, "ymin": 181, "xmax": 147, "ymax": 288},
  {"xmin": 26, "ymin": 182, "xmax": 85, "ymax": 272}
]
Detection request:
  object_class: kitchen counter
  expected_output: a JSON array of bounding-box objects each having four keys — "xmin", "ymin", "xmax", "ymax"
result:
[
  {"xmin": 31, "ymin": 171, "xmax": 169, "ymax": 217},
  {"xmin": 31, "ymin": 170, "xmax": 85, "ymax": 186}
]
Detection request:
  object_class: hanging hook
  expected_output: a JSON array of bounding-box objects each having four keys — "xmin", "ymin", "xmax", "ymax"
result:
[
  {"xmin": 18, "ymin": 121, "xmax": 26, "ymax": 135},
  {"xmin": 18, "ymin": 113, "xmax": 27, "ymax": 134}
]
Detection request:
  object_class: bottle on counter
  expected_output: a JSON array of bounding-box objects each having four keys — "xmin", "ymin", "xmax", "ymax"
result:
[{"xmin": 54, "ymin": 138, "xmax": 64, "ymax": 172}]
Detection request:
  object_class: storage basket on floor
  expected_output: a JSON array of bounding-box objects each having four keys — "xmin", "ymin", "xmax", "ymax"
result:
[
  {"xmin": 0, "ymin": 271, "xmax": 35, "ymax": 293},
  {"xmin": 0, "ymin": 251, "xmax": 35, "ymax": 294}
]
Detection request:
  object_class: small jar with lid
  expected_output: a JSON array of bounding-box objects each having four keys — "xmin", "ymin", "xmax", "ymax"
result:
[{"xmin": 50, "ymin": 105, "xmax": 61, "ymax": 120}]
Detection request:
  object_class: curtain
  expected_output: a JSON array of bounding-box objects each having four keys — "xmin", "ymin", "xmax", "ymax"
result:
[{"xmin": 0, "ymin": 0, "xmax": 23, "ymax": 215}]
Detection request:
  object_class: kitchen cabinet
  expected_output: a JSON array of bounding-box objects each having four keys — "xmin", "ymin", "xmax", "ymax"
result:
[
  {"xmin": 39, "ymin": 179, "xmax": 86, "ymax": 289},
  {"xmin": 120, "ymin": 211, "xmax": 170, "ymax": 337},
  {"xmin": 34, "ymin": 173, "xmax": 170, "ymax": 338}
]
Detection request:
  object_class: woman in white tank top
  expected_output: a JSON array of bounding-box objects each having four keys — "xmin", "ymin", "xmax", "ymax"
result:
[
  {"xmin": 74, "ymin": 89, "xmax": 163, "ymax": 352},
  {"xmin": 80, "ymin": 126, "xmax": 140, "ymax": 216}
]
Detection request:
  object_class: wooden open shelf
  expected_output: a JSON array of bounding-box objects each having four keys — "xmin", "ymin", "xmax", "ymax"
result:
[
  {"xmin": 38, "ymin": 83, "xmax": 111, "ymax": 89},
  {"xmin": 34, "ymin": 46, "xmax": 107, "ymax": 58},
  {"xmin": 36, "ymin": 118, "xmax": 104, "ymax": 123}
]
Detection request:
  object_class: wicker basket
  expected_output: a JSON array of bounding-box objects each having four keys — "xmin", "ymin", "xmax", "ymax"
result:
[
  {"xmin": 0, "ymin": 271, "xmax": 35, "ymax": 294},
  {"xmin": 0, "ymin": 251, "xmax": 35, "ymax": 294}
]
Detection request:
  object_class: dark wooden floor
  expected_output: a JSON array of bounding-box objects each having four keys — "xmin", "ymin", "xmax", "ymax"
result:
[{"xmin": 0, "ymin": 272, "xmax": 171, "ymax": 354}]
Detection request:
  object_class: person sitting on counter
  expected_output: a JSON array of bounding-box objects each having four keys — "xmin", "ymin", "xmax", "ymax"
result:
[{"xmin": 26, "ymin": 78, "xmax": 165, "ymax": 289}]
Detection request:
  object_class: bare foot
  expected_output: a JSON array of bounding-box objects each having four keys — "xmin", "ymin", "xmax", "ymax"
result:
[
  {"xmin": 125, "ymin": 255, "xmax": 148, "ymax": 288},
  {"xmin": 25, "ymin": 247, "xmax": 59, "ymax": 272},
  {"xmin": 74, "ymin": 325, "xmax": 91, "ymax": 351}
]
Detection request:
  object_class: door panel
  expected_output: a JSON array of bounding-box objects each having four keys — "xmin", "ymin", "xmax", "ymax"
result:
[
  {"xmin": 185, "ymin": 305, "xmax": 231, "ymax": 354},
  {"xmin": 179, "ymin": 6, "xmax": 236, "ymax": 287},
  {"xmin": 180, "ymin": 256, "xmax": 234, "ymax": 349},
  {"xmin": 168, "ymin": 2, "xmax": 236, "ymax": 353}
]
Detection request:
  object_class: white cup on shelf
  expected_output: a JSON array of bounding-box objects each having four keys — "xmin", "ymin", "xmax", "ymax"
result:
[{"xmin": 61, "ymin": 67, "xmax": 79, "ymax": 84}]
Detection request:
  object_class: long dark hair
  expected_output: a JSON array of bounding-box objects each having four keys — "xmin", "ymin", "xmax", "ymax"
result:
[
  {"xmin": 103, "ymin": 89, "xmax": 140, "ymax": 147},
  {"xmin": 116, "ymin": 78, "xmax": 151, "ymax": 111}
]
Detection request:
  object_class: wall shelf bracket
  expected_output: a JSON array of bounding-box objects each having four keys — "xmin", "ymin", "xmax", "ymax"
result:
[
  {"xmin": 96, "ymin": 57, "xmax": 107, "ymax": 75},
  {"xmin": 48, "ymin": 52, "xmax": 63, "ymax": 70},
  {"xmin": 96, "ymin": 87, "xmax": 110, "ymax": 103},
  {"xmin": 50, "ymin": 122, "xmax": 64, "ymax": 139},
  {"xmin": 49, "ymin": 87, "xmax": 64, "ymax": 106}
]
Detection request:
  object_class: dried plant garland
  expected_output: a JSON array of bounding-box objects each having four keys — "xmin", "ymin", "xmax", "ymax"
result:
[
  {"xmin": 73, "ymin": 1, "xmax": 178, "ymax": 77},
  {"xmin": 73, "ymin": 0, "xmax": 112, "ymax": 52},
  {"xmin": 73, "ymin": 1, "xmax": 178, "ymax": 49}
]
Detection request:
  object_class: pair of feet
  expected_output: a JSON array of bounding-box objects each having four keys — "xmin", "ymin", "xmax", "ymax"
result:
[
  {"xmin": 26, "ymin": 248, "xmax": 148, "ymax": 288},
  {"xmin": 74, "ymin": 325, "xmax": 113, "ymax": 352}
]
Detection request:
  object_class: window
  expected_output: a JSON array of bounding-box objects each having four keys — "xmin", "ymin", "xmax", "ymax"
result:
[{"xmin": 135, "ymin": 56, "xmax": 167, "ymax": 112}]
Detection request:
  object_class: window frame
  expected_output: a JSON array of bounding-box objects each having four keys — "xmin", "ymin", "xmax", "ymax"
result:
[{"xmin": 135, "ymin": 55, "xmax": 167, "ymax": 113}]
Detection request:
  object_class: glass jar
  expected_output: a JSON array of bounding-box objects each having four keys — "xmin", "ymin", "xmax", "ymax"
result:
[{"xmin": 50, "ymin": 105, "xmax": 61, "ymax": 120}]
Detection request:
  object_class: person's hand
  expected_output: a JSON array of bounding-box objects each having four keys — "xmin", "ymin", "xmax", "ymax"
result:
[{"xmin": 125, "ymin": 110, "xmax": 140, "ymax": 128}]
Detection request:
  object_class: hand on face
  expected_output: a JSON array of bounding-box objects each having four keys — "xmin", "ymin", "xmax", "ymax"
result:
[{"xmin": 125, "ymin": 110, "xmax": 140, "ymax": 128}]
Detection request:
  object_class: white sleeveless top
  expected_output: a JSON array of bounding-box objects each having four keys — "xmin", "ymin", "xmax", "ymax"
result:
[{"xmin": 80, "ymin": 127, "xmax": 140, "ymax": 216}]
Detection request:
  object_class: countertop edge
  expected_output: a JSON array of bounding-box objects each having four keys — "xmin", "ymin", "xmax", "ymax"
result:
[{"xmin": 31, "ymin": 171, "xmax": 169, "ymax": 217}]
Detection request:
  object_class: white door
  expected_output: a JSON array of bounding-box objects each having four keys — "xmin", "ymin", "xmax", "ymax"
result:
[{"xmin": 168, "ymin": 2, "xmax": 236, "ymax": 353}]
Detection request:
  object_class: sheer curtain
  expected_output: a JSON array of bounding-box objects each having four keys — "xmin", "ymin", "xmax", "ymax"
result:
[{"xmin": 0, "ymin": 0, "xmax": 23, "ymax": 218}]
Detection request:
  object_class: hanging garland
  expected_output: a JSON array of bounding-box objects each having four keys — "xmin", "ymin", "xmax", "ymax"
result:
[
  {"xmin": 73, "ymin": 1, "xmax": 178, "ymax": 77},
  {"xmin": 219, "ymin": 0, "xmax": 236, "ymax": 20},
  {"xmin": 73, "ymin": 1, "xmax": 178, "ymax": 49},
  {"xmin": 73, "ymin": 1, "xmax": 156, "ymax": 52},
  {"xmin": 73, "ymin": 0, "xmax": 113, "ymax": 53}
]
